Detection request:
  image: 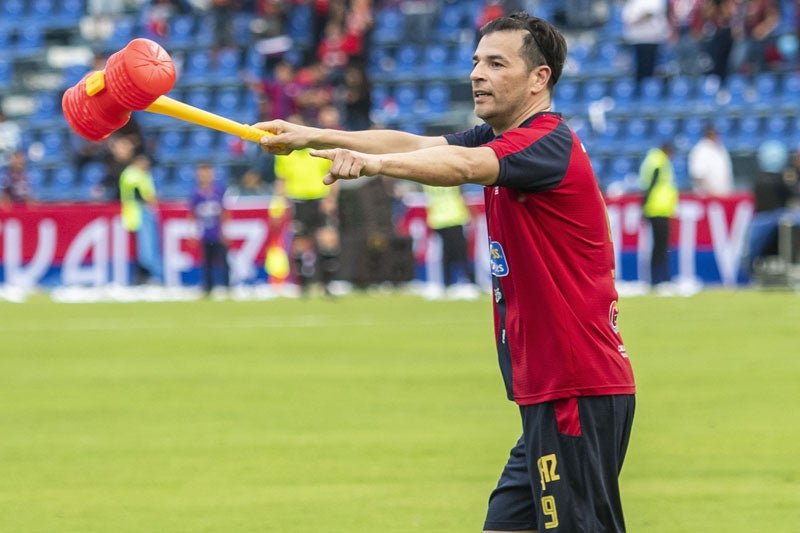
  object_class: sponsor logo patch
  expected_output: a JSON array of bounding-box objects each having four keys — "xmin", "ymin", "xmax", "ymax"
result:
[
  {"xmin": 609, "ymin": 300, "xmax": 619, "ymax": 333},
  {"xmin": 490, "ymin": 241, "xmax": 509, "ymax": 277}
]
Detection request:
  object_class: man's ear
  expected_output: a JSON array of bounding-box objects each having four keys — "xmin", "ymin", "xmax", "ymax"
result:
[{"xmin": 530, "ymin": 65, "xmax": 552, "ymax": 94}]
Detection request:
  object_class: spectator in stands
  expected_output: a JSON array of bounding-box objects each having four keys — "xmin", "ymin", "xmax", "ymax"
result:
[
  {"xmin": 250, "ymin": 60, "xmax": 300, "ymax": 121},
  {"xmin": 210, "ymin": 0, "xmax": 238, "ymax": 52},
  {"xmin": 120, "ymin": 154, "xmax": 160, "ymax": 285},
  {"xmin": 668, "ymin": 0, "xmax": 706, "ymax": 75},
  {"xmin": 257, "ymin": 13, "xmax": 636, "ymax": 532},
  {"xmin": 730, "ymin": 0, "xmax": 780, "ymax": 75},
  {"xmin": 701, "ymin": 0, "xmax": 737, "ymax": 83},
  {"xmin": 316, "ymin": 20, "xmax": 362, "ymax": 76},
  {"xmin": 0, "ymin": 150, "xmax": 33, "ymax": 206},
  {"xmin": 622, "ymin": 0, "xmax": 671, "ymax": 85},
  {"xmin": 342, "ymin": 63, "xmax": 372, "ymax": 130},
  {"xmin": 0, "ymin": 108, "xmax": 21, "ymax": 169},
  {"xmin": 103, "ymin": 134, "xmax": 137, "ymax": 201},
  {"xmin": 688, "ymin": 124, "xmax": 734, "ymax": 196},
  {"xmin": 293, "ymin": 61, "xmax": 336, "ymax": 125},
  {"xmin": 422, "ymin": 184, "xmax": 478, "ymax": 298},
  {"xmin": 273, "ymin": 114, "xmax": 339, "ymax": 296},
  {"xmin": 189, "ymin": 162, "xmax": 231, "ymax": 297},
  {"xmin": 225, "ymin": 168, "xmax": 270, "ymax": 199},
  {"xmin": 639, "ymin": 142, "xmax": 678, "ymax": 287}
]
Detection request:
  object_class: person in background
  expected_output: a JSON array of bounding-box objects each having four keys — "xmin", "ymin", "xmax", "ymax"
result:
[
  {"xmin": 0, "ymin": 108, "xmax": 21, "ymax": 169},
  {"xmin": 622, "ymin": 0, "xmax": 670, "ymax": 86},
  {"xmin": 273, "ymin": 115, "xmax": 339, "ymax": 296},
  {"xmin": 688, "ymin": 124, "xmax": 734, "ymax": 196},
  {"xmin": 639, "ymin": 142, "xmax": 678, "ymax": 287},
  {"xmin": 258, "ymin": 12, "xmax": 636, "ymax": 532},
  {"xmin": 189, "ymin": 162, "xmax": 231, "ymax": 297},
  {"xmin": 1, "ymin": 150, "xmax": 33, "ymax": 206},
  {"xmin": 119, "ymin": 154, "xmax": 160, "ymax": 285},
  {"xmin": 225, "ymin": 168, "xmax": 270, "ymax": 199},
  {"xmin": 422, "ymin": 184, "xmax": 478, "ymax": 298}
]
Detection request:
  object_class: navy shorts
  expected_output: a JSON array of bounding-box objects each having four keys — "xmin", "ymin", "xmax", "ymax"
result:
[{"xmin": 484, "ymin": 395, "xmax": 635, "ymax": 532}]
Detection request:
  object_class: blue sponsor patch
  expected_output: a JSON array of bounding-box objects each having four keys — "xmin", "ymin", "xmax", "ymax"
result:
[{"xmin": 490, "ymin": 241, "xmax": 509, "ymax": 277}]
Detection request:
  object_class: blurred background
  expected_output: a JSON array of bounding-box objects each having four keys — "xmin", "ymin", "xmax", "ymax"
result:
[{"xmin": 1, "ymin": 0, "xmax": 799, "ymax": 295}]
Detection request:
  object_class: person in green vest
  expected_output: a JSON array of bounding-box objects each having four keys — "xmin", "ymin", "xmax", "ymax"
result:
[
  {"xmin": 422, "ymin": 184, "xmax": 477, "ymax": 296},
  {"xmin": 639, "ymin": 142, "xmax": 678, "ymax": 286},
  {"xmin": 274, "ymin": 119, "xmax": 338, "ymax": 296},
  {"xmin": 119, "ymin": 154, "xmax": 160, "ymax": 285}
]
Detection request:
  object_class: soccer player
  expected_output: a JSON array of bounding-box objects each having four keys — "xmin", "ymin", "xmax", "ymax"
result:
[{"xmin": 257, "ymin": 12, "xmax": 636, "ymax": 532}]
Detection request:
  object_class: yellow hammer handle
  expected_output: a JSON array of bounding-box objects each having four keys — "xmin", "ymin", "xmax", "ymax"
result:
[{"xmin": 145, "ymin": 95, "xmax": 270, "ymax": 142}]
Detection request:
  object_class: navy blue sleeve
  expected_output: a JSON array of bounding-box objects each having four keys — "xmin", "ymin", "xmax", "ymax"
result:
[
  {"xmin": 444, "ymin": 124, "xmax": 495, "ymax": 148},
  {"xmin": 492, "ymin": 122, "xmax": 574, "ymax": 193}
]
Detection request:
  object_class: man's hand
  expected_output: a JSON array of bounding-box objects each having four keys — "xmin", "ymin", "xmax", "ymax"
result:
[
  {"xmin": 310, "ymin": 149, "xmax": 381, "ymax": 185},
  {"xmin": 255, "ymin": 119, "xmax": 317, "ymax": 155}
]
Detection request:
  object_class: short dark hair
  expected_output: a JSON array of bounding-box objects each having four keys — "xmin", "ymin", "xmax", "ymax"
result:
[{"xmin": 480, "ymin": 12, "xmax": 567, "ymax": 89}]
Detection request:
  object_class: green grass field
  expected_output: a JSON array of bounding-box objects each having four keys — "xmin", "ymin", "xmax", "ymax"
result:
[{"xmin": 1, "ymin": 289, "xmax": 799, "ymax": 532}]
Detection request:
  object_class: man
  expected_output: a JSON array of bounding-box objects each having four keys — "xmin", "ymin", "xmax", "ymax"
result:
[
  {"xmin": 1, "ymin": 150, "xmax": 33, "ymax": 205},
  {"xmin": 688, "ymin": 125, "xmax": 734, "ymax": 196},
  {"xmin": 273, "ymin": 115, "xmax": 340, "ymax": 296},
  {"xmin": 189, "ymin": 162, "xmax": 230, "ymax": 296},
  {"xmin": 119, "ymin": 154, "xmax": 160, "ymax": 285},
  {"xmin": 258, "ymin": 12, "xmax": 636, "ymax": 532},
  {"xmin": 639, "ymin": 142, "xmax": 678, "ymax": 287}
]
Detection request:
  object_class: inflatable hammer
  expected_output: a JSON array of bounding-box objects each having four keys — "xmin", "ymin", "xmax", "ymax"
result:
[{"xmin": 62, "ymin": 38, "xmax": 270, "ymax": 143}]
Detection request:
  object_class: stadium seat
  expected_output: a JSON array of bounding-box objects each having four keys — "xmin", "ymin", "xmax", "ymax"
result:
[
  {"xmin": 764, "ymin": 115, "xmax": 790, "ymax": 141},
  {"xmin": 0, "ymin": 60, "xmax": 12, "ymax": 86},
  {"xmin": 553, "ymin": 80, "xmax": 581, "ymax": 116},
  {"xmin": 168, "ymin": 15, "xmax": 196, "ymax": 48},
  {"xmin": 213, "ymin": 48, "xmax": 241, "ymax": 84},
  {"xmin": 665, "ymin": 76, "xmax": 693, "ymax": 112},
  {"xmin": 421, "ymin": 43, "xmax": 449, "ymax": 80},
  {"xmin": 422, "ymin": 82, "xmax": 450, "ymax": 116},
  {"xmin": 151, "ymin": 165, "xmax": 170, "ymax": 190},
  {"xmin": 393, "ymin": 43, "xmax": 421, "ymax": 81},
  {"xmin": 171, "ymin": 164, "xmax": 197, "ymax": 198},
  {"xmin": 393, "ymin": 83, "xmax": 419, "ymax": 119},
  {"xmin": 436, "ymin": 3, "xmax": 467, "ymax": 40},
  {"xmin": 30, "ymin": 0, "xmax": 55, "ymax": 19},
  {"xmin": 448, "ymin": 41, "xmax": 475, "ymax": 78},
  {"xmin": 1, "ymin": 0, "xmax": 25, "ymax": 20},
  {"xmin": 56, "ymin": 0, "xmax": 83, "ymax": 25},
  {"xmin": 638, "ymin": 77, "xmax": 664, "ymax": 106},
  {"xmin": 286, "ymin": 2, "xmax": 313, "ymax": 46},
  {"xmin": 186, "ymin": 129, "xmax": 217, "ymax": 157},
  {"xmin": 154, "ymin": 130, "xmax": 184, "ymax": 163},
  {"xmin": 682, "ymin": 116, "xmax": 705, "ymax": 145},
  {"xmin": 753, "ymin": 73, "xmax": 778, "ymax": 112},
  {"xmin": 583, "ymin": 79, "xmax": 608, "ymax": 103},
  {"xmin": 12, "ymin": 24, "xmax": 44, "ymax": 59},
  {"xmin": 104, "ymin": 16, "xmax": 136, "ymax": 51},
  {"xmin": 47, "ymin": 166, "xmax": 79, "ymax": 201},
  {"xmin": 185, "ymin": 87, "xmax": 212, "ymax": 110},
  {"xmin": 780, "ymin": 72, "xmax": 800, "ymax": 111},
  {"xmin": 653, "ymin": 117, "xmax": 679, "ymax": 139},
  {"xmin": 722, "ymin": 74, "xmax": 751, "ymax": 111},
  {"xmin": 610, "ymin": 77, "xmax": 636, "ymax": 112},
  {"xmin": 623, "ymin": 117, "xmax": 651, "ymax": 153},
  {"xmin": 214, "ymin": 87, "xmax": 242, "ymax": 119},
  {"xmin": 694, "ymin": 74, "xmax": 722, "ymax": 112},
  {"xmin": 35, "ymin": 131, "xmax": 65, "ymax": 165},
  {"xmin": 373, "ymin": 8, "xmax": 404, "ymax": 45},
  {"xmin": 181, "ymin": 51, "xmax": 212, "ymax": 85}
]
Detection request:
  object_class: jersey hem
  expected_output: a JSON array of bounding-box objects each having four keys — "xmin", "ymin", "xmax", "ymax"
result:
[{"xmin": 512, "ymin": 385, "xmax": 636, "ymax": 406}]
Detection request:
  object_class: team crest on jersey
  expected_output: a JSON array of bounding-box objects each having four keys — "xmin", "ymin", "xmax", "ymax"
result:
[
  {"xmin": 490, "ymin": 241, "xmax": 509, "ymax": 277},
  {"xmin": 609, "ymin": 300, "xmax": 619, "ymax": 333}
]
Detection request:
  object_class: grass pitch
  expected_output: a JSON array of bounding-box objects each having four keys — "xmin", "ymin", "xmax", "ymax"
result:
[{"xmin": 1, "ymin": 289, "xmax": 798, "ymax": 532}]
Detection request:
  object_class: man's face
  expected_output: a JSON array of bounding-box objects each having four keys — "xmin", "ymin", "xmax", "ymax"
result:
[{"xmin": 470, "ymin": 30, "xmax": 536, "ymax": 127}]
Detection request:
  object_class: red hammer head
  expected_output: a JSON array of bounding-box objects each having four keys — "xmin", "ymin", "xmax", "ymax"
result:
[{"xmin": 62, "ymin": 38, "xmax": 177, "ymax": 142}]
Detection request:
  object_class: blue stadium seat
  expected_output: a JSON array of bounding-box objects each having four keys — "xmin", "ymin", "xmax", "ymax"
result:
[
  {"xmin": 393, "ymin": 83, "xmax": 419, "ymax": 120},
  {"xmin": 61, "ymin": 64, "xmax": 90, "ymax": 89},
  {"xmin": 12, "ymin": 24, "xmax": 44, "ymax": 59},
  {"xmin": 780, "ymin": 72, "xmax": 800, "ymax": 111},
  {"xmin": 2, "ymin": 0, "xmax": 25, "ymax": 20},
  {"xmin": 213, "ymin": 48, "xmax": 241, "ymax": 84},
  {"xmin": 186, "ymin": 129, "xmax": 217, "ymax": 157},
  {"xmin": 0, "ymin": 60, "xmax": 11, "ymax": 86},
  {"xmin": 609, "ymin": 156, "xmax": 635, "ymax": 182},
  {"xmin": 30, "ymin": 0, "xmax": 55, "ymax": 19},
  {"xmin": 623, "ymin": 117, "xmax": 651, "ymax": 152},
  {"xmin": 181, "ymin": 51, "xmax": 212, "ymax": 85},
  {"xmin": 553, "ymin": 80, "xmax": 581, "ymax": 116},
  {"xmin": 423, "ymin": 82, "xmax": 450, "ymax": 116},
  {"xmin": 168, "ymin": 15, "xmax": 196, "ymax": 48},
  {"xmin": 694, "ymin": 75, "xmax": 722, "ymax": 112},
  {"xmin": 682, "ymin": 116, "xmax": 705, "ymax": 145},
  {"xmin": 80, "ymin": 161, "xmax": 106, "ymax": 186},
  {"xmin": 214, "ymin": 87, "xmax": 242, "ymax": 119},
  {"xmin": 56, "ymin": 0, "xmax": 83, "ymax": 25},
  {"xmin": 171, "ymin": 164, "xmax": 196, "ymax": 198},
  {"xmin": 753, "ymin": 73, "xmax": 778, "ymax": 112},
  {"xmin": 671, "ymin": 154, "xmax": 689, "ymax": 189},
  {"xmin": 653, "ymin": 117, "xmax": 679, "ymax": 139},
  {"xmin": 421, "ymin": 43, "xmax": 449, "ymax": 79},
  {"xmin": 583, "ymin": 79, "xmax": 608, "ymax": 103},
  {"xmin": 151, "ymin": 165, "xmax": 170, "ymax": 190},
  {"xmin": 393, "ymin": 43, "xmax": 421, "ymax": 81},
  {"xmin": 373, "ymin": 9, "xmax": 404, "ymax": 45},
  {"xmin": 610, "ymin": 77, "xmax": 636, "ymax": 112},
  {"xmin": 436, "ymin": 3, "xmax": 467, "ymax": 40},
  {"xmin": 47, "ymin": 166, "xmax": 79, "ymax": 201},
  {"xmin": 185, "ymin": 87, "xmax": 212, "ymax": 110},
  {"xmin": 665, "ymin": 76, "xmax": 693, "ymax": 114},
  {"xmin": 448, "ymin": 41, "xmax": 475, "ymax": 78},
  {"xmin": 763, "ymin": 115, "xmax": 790, "ymax": 141},
  {"xmin": 723, "ymin": 74, "xmax": 751, "ymax": 112},
  {"xmin": 155, "ymin": 130, "xmax": 184, "ymax": 163},
  {"xmin": 638, "ymin": 77, "xmax": 664, "ymax": 106}
]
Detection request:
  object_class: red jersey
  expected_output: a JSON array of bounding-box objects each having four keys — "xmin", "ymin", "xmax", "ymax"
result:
[{"xmin": 445, "ymin": 113, "xmax": 635, "ymax": 405}]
